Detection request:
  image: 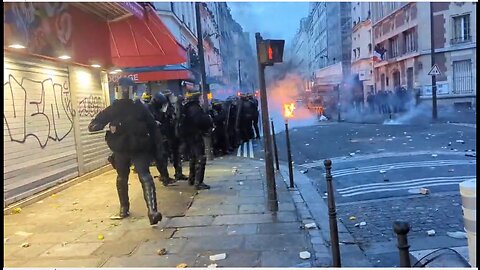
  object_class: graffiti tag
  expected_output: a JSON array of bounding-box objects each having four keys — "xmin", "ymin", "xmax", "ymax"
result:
[
  {"xmin": 3, "ymin": 74, "xmax": 76, "ymax": 149},
  {"xmin": 78, "ymin": 94, "xmax": 105, "ymax": 117}
]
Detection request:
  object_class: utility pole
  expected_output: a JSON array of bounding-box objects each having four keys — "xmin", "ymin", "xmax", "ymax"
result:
[
  {"xmin": 430, "ymin": 2, "xmax": 438, "ymax": 120},
  {"xmin": 255, "ymin": 33, "xmax": 278, "ymax": 212},
  {"xmin": 195, "ymin": 2, "xmax": 213, "ymax": 160},
  {"xmin": 238, "ymin": 60, "xmax": 242, "ymax": 91}
]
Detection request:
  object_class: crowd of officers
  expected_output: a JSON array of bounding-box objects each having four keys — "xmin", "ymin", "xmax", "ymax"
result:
[
  {"xmin": 88, "ymin": 77, "xmax": 260, "ymax": 225},
  {"xmin": 365, "ymin": 87, "xmax": 417, "ymax": 114}
]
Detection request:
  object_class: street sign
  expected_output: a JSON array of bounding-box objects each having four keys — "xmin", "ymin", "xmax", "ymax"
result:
[{"xmin": 428, "ymin": 64, "xmax": 441, "ymax": 76}]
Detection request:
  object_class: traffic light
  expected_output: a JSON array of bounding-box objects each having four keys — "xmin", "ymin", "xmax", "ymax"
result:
[{"xmin": 259, "ymin": 39, "xmax": 285, "ymax": 66}]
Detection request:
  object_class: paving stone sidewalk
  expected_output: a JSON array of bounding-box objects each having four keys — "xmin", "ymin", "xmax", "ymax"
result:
[{"xmin": 4, "ymin": 156, "xmax": 329, "ymax": 267}]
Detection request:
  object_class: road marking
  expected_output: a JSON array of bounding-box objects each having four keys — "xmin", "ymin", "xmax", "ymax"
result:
[
  {"xmin": 249, "ymin": 140, "xmax": 254, "ymax": 158},
  {"xmin": 325, "ymin": 160, "xmax": 475, "ymax": 178},
  {"xmin": 338, "ymin": 176, "xmax": 474, "ymax": 197},
  {"xmin": 299, "ymin": 151, "xmax": 473, "ymax": 168},
  {"xmin": 243, "ymin": 142, "xmax": 248, "ymax": 158},
  {"xmin": 337, "ymin": 175, "xmax": 471, "ymax": 192},
  {"xmin": 237, "ymin": 144, "xmax": 242, "ymax": 157},
  {"xmin": 329, "ymin": 160, "xmax": 475, "ymax": 177},
  {"xmin": 341, "ymin": 178, "xmax": 474, "ymax": 197}
]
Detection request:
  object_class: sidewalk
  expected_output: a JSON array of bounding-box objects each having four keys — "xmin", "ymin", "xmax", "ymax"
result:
[{"xmin": 4, "ymin": 156, "xmax": 329, "ymax": 267}]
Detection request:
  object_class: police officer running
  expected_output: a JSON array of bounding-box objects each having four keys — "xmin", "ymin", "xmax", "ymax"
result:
[
  {"xmin": 178, "ymin": 91, "xmax": 213, "ymax": 190},
  {"xmin": 88, "ymin": 77, "xmax": 162, "ymax": 225}
]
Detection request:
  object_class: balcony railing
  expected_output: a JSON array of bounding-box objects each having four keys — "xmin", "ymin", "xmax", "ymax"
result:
[{"xmin": 451, "ymin": 35, "xmax": 472, "ymax": 45}]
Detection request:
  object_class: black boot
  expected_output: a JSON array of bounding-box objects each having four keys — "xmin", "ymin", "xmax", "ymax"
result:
[
  {"xmin": 140, "ymin": 178, "xmax": 162, "ymax": 225},
  {"xmin": 112, "ymin": 177, "xmax": 130, "ymax": 219},
  {"xmin": 188, "ymin": 158, "xmax": 195, "ymax": 186},
  {"xmin": 194, "ymin": 157, "xmax": 209, "ymax": 190},
  {"xmin": 160, "ymin": 176, "xmax": 176, "ymax": 186},
  {"xmin": 175, "ymin": 173, "xmax": 189, "ymax": 181}
]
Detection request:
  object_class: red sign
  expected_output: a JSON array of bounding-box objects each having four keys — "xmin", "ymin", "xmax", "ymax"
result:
[{"xmin": 119, "ymin": 2, "xmax": 145, "ymax": 20}]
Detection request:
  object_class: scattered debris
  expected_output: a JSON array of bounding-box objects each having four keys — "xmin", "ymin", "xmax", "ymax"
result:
[
  {"xmin": 305, "ymin": 143, "xmax": 310, "ymax": 146},
  {"xmin": 456, "ymin": 140, "xmax": 465, "ymax": 144},
  {"xmin": 157, "ymin": 248, "xmax": 167, "ymax": 255},
  {"xmin": 238, "ymin": 181, "xmax": 244, "ymax": 185},
  {"xmin": 447, "ymin": 231, "xmax": 467, "ymax": 239},
  {"xmin": 176, "ymin": 263, "xmax": 188, "ymax": 268},
  {"xmin": 349, "ymin": 153, "xmax": 355, "ymax": 157},
  {"xmin": 232, "ymin": 167, "xmax": 239, "ymax": 175},
  {"xmin": 355, "ymin": 150, "xmax": 361, "ymax": 153},
  {"xmin": 379, "ymin": 170, "xmax": 387, "ymax": 174},
  {"xmin": 355, "ymin": 222, "xmax": 367, "ymax": 227},
  {"xmin": 209, "ymin": 253, "xmax": 227, "ymax": 261},
  {"xmin": 304, "ymin": 223, "xmax": 317, "ymax": 229},
  {"xmin": 420, "ymin": 188, "xmax": 430, "ymax": 195},
  {"xmin": 386, "ymin": 138, "xmax": 393, "ymax": 141},
  {"xmin": 349, "ymin": 216, "xmax": 356, "ymax": 221},
  {"xmin": 404, "ymin": 132, "xmax": 407, "ymax": 135},
  {"xmin": 448, "ymin": 142, "xmax": 452, "ymax": 146},
  {"xmin": 61, "ymin": 242, "xmax": 68, "ymax": 247},
  {"xmin": 299, "ymin": 251, "xmax": 311, "ymax": 260},
  {"xmin": 21, "ymin": 242, "xmax": 30, "ymax": 248},
  {"xmin": 466, "ymin": 152, "xmax": 476, "ymax": 157},
  {"xmin": 427, "ymin": 230, "xmax": 436, "ymax": 236},
  {"xmin": 431, "ymin": 154, "xmax": 438, "ymax": 158},
  {"xmin": 208, "ymin": 264, "xmax": 218, "ymax": 268},
  {"xmin": 11, "ymin": 207, "xmax": 22, "ymax": 214},
  {"xmin": 98, "ymin": 234, "xmax": 104, "ymax": 240},
  {"xmin": 448, "ymin": 169, "xmax": 455, "ymax": 172},
  {"xmin": 4, "ymin": 238, "xmax": 9, "ymax": 244},
  {"xmin": 300, "ymin": 169, "xmax": 309, "ymax": 174}
]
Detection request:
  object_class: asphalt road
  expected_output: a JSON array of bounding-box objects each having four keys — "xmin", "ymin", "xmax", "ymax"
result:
[{"xmin": 268, "ymin": 120, "xmax": 476, "ymax": 266}]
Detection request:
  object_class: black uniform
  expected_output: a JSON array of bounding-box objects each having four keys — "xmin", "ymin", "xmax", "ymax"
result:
[
  {"xmin": 236, "ymin": 95, "xmax": 257, "ymax": 143},
  {"xmin": 178, "ymin": 94, "xmax": 213, "ymax": 190},
  {"xmin": 88, "ymin": 98, "xmax": 162, "ymax": 225},
  {"xmin": 210, "ymin": 101, "xmax": 228, "ymax": 156}
]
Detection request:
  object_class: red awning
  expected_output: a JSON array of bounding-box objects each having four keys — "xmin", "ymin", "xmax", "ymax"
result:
[{"xmin": 108, "ymin": 6, "xmax": 187, "ymax": 68}]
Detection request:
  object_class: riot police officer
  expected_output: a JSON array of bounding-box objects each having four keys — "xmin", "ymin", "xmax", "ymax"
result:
[
  {"xmin": 236, "ymin": 94, "xmax": 256, "ymax": 143},
  {"xmin": 159, "ymin": 90, "xmax": 188, "ymax": 181},
  {"xmin": 210, "ymin": 99, "xmax": 228, "ymax": 156},
  {"xmin": 178, "ymin": 91, "xmax": 213, "ymax": 190},
  {"xmin": 88, "ymin": 77, "xmax": 162, "ymax": 225},
  {"xmin": 146, "ymin": 92, "xmax": 176, "ymax": 186}
]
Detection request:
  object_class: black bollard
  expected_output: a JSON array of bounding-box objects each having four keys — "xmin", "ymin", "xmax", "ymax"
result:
[
  {"xmin": 271, "ymin": 119, "xmax": 280, "ymax": 171},
  {"xmin": 393, "ymin": 221, "xmax": 412, "ymax": 267},
  {"xmin": 324, "ymin": 159, "xmax": 341, "ymax": 266},
  {"xmin": 285, "ymin": 120, "xmax": 294, "ymax": 188}
]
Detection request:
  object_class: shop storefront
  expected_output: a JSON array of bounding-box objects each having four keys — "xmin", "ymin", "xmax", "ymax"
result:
[{"xmin": 3, "ymin": 2, "xmax": 187, "ymax": 206}]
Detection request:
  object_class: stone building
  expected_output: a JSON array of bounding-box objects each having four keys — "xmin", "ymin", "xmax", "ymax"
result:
[{"xmin": 371, "ymin": 2, "xmax": 476, "ymax": 106}]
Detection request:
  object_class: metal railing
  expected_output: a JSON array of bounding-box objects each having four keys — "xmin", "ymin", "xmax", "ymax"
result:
[{"xmin": 451, "ymin": 35, "xmax": 472, "ymax": 45}]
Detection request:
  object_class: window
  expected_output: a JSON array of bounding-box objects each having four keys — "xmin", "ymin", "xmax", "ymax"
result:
[
  {"xmin": 404, "ymin": 28, "xmax": 417, "ymax": 53},
  {"xmin": 453, "ymin": 60, "xmax": 473, "ymax": 94},
  {"xmin": 389, "ymin": 37, "xmax": 400, "ymax": 58},
  {"xmin": 353, "ymin": 49, "xmax": 357, "ymax": 58},
  {"xmin": 357, "ymin": 47, "xmax": 361, "ymax": 58},
  {"xmin": 452, "ymin": 14, "xmax": 471, "ymax": 44}
]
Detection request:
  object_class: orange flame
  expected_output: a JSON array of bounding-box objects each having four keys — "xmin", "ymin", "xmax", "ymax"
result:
[{"xmin": 284, "ymin": 102, "xmax": 296, "ymax": 119}]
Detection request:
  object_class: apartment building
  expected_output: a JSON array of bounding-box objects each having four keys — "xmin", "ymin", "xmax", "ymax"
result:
[
  {"xmin": 372, "ymin": 2, "xmax": 476, "ymax": 106},
  {"xmin": 351, "ymin": 2, "xmax": 374, "ymax": 101}
]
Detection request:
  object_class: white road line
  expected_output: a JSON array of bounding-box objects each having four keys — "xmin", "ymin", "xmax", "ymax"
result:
[
  {"xmin": 342, "ymin": 180, "xmax": 471, "ymax": 197},
  {"xmin": 337, "ymin": 175, "xmax": 471, "ymax": 192},
  {"xmin": 237, "ymin": 144, "xmax": 242, "ymax": 157},
  {"xmin": 249, "ymin": 140, "xmax": 254, "ymax": 158},
  {"xmin": 299, "ymin": 151, "xmax": 472, "ymax": 168},
  {"xmin": 329, "ymin": 160, "xmax": 475, "ymax": 177},
  {"xmin": 243, "ymin": 142, "xmax": 248, "ymax": 158},
  {"xmin": 330, "ymin": 160, "xmax": 475, "ymax": 175}
]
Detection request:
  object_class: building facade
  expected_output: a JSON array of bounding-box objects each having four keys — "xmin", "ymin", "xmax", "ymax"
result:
[
  {"xmin": 351, "ymin": 2, "xmax": 374, "ymax": 101},
  {"xmin": 372, "ymin": 2, "xmax": 476, "ymax": 106}
]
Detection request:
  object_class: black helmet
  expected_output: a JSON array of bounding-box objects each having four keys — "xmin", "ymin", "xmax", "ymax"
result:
[{"xmin": 151, "ymin": 92, "xmax": 168, "ymax": 109}]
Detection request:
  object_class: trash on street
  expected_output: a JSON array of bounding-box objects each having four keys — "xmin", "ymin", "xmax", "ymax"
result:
[
  {"xmin": 209, "ymin": 253, "xmax": 227, "ymax": 261},
  {"xmin": 427, "ymin": 230, "xmax": 436, "ymax": 236},
  {"xmin": 299, "ymin": 251, "xmax": 311, "ymax": 259},
  {"xmin": 446, "ymin": 231, "xmax": 467, "ymax": 239}
]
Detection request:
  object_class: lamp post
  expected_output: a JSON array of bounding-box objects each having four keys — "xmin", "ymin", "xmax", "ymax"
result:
[{"xmin": 430, "ymin": 2, "xmax": 438, "ymax": 120}]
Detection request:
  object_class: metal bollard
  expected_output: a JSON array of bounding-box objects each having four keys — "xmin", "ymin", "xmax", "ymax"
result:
[
  {"xmin": 271, "ymin": 119, "xmax": 280, "ymax": 171},
  {"xmin": 285, "ymin": 120, "xmax": 294, "ymax": 188},
  {"xmin": 393, "ymin": 221, "xmax": 412, "ymax": 267},
  {"xmin": 324, "ymin": 159, "xmax": 341, "ymax": 266}
]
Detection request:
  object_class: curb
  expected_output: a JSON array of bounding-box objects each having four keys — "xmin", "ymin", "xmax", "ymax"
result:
[
  {"xmin": 4, "ymin": 165, "xmax": 113, "ymax": 215},
  {"xmin": 278, "ymin": 163, "xmax": 373, "ymax": 267}
]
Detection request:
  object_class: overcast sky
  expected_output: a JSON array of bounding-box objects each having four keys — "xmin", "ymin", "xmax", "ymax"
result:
[{"xmin": 228, "ymin": 2, "xmax": 310, "ymax": 47}]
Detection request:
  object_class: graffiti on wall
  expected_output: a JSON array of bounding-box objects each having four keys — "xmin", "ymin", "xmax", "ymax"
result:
[
  {"xmin": 78, "ymin": 94, "xmax": 105, "ymax": 117},
  {"xmin": 4, "ymin": 74, "xmax": 76, "ymax": 149}
]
